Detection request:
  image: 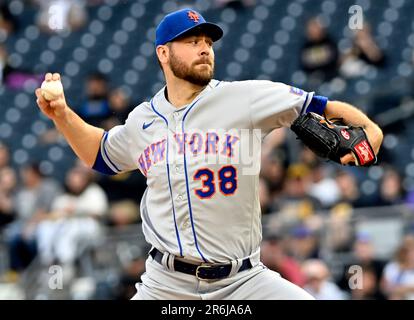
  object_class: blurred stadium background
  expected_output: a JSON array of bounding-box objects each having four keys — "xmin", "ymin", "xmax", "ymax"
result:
[{"xmin": 1, "ymin": 0, "xmax": 414, "ymax": 300}]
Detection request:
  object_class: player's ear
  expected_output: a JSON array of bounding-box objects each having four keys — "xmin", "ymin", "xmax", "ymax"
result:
[{"xmin": 156, "ymin": 45, "xmax": 170, "ymax": 65}]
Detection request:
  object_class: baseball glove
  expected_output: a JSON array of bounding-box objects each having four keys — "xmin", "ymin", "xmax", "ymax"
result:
[{"xmin": 291, "ymin": 112, "xmax": 377, "ymax": 166}]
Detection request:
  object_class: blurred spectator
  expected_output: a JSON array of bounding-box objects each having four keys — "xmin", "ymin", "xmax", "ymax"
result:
[
  {"xmin": 353, "ymin": 233, "xmax": 384, "ymax": 274},
  {"xmin": 77, "ymin": 72, "xmax": 111, "ymax": 126},
  {"xmin": 35, "ymin": 0, "xmax": 87, "ymax": 34},
  {"xmin": 259, "ymin": 178, "xmax": 271, "ymax": 215},
  {"xmin": 101, "ymin": 88, "xmax": 135, "ymax": 131},
  {"xmin": 286, "ymin": 225, "xmax": 320, "ymax": 262},
  {"xmin": 350, "ymin": 265, "xmax": 386, "ymax": 300},
  {"xmin": 325, "ymin": 207, "xmax": 353, "ymax": 253},
  {"xmin": 298, "ymin": 145, "xmax": 319, "ymax": 167},
  {"xmin": 4, "ymin": 163, "xmax": 62, "ymax": 273},
  {"xmin": 107, "ymin": 200, "xmax": 139, "ymax": 229},
  {"xmin": 307, "ymin": 160, "xmax": 341, "ymax": 209},
  {"xmin": 41, "ymin": 85, "xmax": 132, "ymax": 145},
  {"xmin": 302, "ymin": 259, "xmax": 347, "ymax": 299},
  {"xmin": 0, "ymin": 167, "xmax": 17, "ymax": 230},
  {"xmin": 0, "ymin": 45, "xmax": 43, "ymax": 89},
  {"xmin": 337, "ymin": 232, "xmax": 385, "ymax": 295},
  {"xmin": 300, "ymin": 17, "xmax": 339, "ymax": 86},
  {"xmin": 372, "ymin": 167, "xmax": 405, "ymax": 207},
  {"xmin": 0, "ymin": 1, "xmax": 19, "ymax": 40},
  {"xmin": 260, "ymin": 130, "xmax": 289, "ymax": 198},
  {"xmin": 114, "ymin": 256, "xmax": 146, "ymax": 300},
  {"xmin": 340, "ymin": 23, "xmax": 386, "ymax": 78},
  {"xmin": 261, "ymin": 127, "xmax": 288, "ymax": 159},
  {"xmin": 269, "ymin": 163, "xmax": 322, "ymax": 226},
  {"xmin": 381, "ymin": 235, "xmax": 414, "ymax": 300},
  {"xmin": 260, "ymin": 232, "xmax": 306, "ymax": 287},
  {"xmin": 36, "ymin": 165, "xmax": 108, "ymax": 282},
  {"xmin": 97, "ymin": 171, "xmax": 147, "ymax": 205},
  {"xmin": 260, "ymin": 150, "xmax": 286, "ymax": 201},
  {"xmin": 333, "ymin": 169, "xmax": 367, "ymax": 208},
  {"xmin": 113, "ymin": 247, "xmax": 146, "ymax": 300}
]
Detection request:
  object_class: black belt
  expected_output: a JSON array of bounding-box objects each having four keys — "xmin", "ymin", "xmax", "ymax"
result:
[{"xmin": 149, "ymin": 248, "xmax": 252, "ymax": 280}]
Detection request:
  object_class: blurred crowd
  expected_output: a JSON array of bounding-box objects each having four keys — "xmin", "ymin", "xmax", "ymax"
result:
[
  {"xmin": 257, "ymin": 121, "xmax": 414, "ymax": 301},
  {"xmin": 299, "ymin": 17, "xmax": 386, "ymax": 87},
  {"xmin": 0, "ymin": 142, "xmax": 147, "ymax": 298},
  {"xmin": 1, "ymin": 0, "xmax": 414, "ymax": 300}
]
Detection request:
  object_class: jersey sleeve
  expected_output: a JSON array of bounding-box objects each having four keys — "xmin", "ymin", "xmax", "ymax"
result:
[
  {"xmin": 247, "ymin": 80, "xmax": 328, "ymax": 131},
  {"xmin": 92, "ymin": 116, "xmax": 138, "ymax": 175}
]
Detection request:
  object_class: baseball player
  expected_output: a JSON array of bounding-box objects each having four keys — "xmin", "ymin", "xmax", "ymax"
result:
[{"xmin": 35, "ymin": 8, "xmax": 383, "ymax": 299}]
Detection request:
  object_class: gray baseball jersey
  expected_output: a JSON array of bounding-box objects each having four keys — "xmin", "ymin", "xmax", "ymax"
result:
[{"xmin": 93, "ymin": 79, "xmax": 327, "ymax": 264}]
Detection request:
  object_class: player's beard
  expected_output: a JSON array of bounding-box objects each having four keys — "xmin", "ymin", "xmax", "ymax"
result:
[{"xmin": 169, "ymin": 50, "xmax": 214, "ymax": 86}]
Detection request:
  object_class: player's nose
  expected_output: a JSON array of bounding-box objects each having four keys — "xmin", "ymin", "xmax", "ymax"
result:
[
  {"xmin": 199, "ymin": 47, "xmax": 209, "ymax": 57},
  {"xmin": 199, "ymin": 39, "xmax": 211, "ymax": 56}
]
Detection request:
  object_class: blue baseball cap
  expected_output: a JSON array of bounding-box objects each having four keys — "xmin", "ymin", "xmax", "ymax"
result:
[
  {"xmin": 155, "ymin": 8, "xmax": 223, "ymax": 46},
  {"xmin": 356, "ymin": 232, "xmax": 372, "ymax": 243},
  {"xmin": 291, "ymin": 225, "xmax": 313, "ymax": 238}
]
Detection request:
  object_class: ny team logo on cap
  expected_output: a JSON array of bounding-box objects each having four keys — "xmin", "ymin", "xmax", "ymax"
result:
[
  {"xmin": 155, "ymin": 8, "xmax": 223, "ymax": 46},
  {"xmin": 188, "ymin": 11, "xmax": 200, "ymax": 23}
]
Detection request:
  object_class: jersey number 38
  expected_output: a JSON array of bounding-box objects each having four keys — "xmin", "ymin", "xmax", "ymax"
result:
[{"xmin": 193, "ymin": 165, "xmax": 237, "ymax": 199}]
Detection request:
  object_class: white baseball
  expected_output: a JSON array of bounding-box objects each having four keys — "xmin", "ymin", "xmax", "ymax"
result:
[{"xmin": 41, "ymin": 80, "xmax": 63, "ymax": 101}]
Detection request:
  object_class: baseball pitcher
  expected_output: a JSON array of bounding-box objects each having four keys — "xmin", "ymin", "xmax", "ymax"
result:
[{"xmin": 35, "ymin": 8, "xmax": 383, "ymax": 299}]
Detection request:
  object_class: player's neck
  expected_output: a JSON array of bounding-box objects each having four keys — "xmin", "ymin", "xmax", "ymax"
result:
[{"xmin": 165, "ymin": 78, "xmax": 206, "ymax": 108}]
